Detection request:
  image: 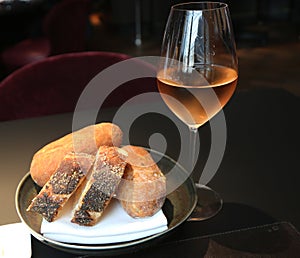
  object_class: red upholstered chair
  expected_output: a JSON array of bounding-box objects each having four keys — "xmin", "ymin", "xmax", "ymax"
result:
[
  {"xmin": 42, "ymin": 0, "xmax": 90, "ymax": 56},
  {"xmin": 0, "ymin": 51, "xmax": 157, "ymax": 121},
  {"xmin": 0, "ymin": 38, "xmax": 51, "ymax": 72},
  {"xmin": 0, "ymin": 0, "xmax": 90, "ymax": 72}
]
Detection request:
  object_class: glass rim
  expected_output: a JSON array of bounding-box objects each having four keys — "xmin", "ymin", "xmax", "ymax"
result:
[{"xmin": 172, "ymin": 1, "xmax": 228, "ymax": 12}]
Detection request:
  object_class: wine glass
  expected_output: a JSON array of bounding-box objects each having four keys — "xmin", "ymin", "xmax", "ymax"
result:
[{"xmin": 157, "ymin": 2, "xmax": 238, "ymax": 220}]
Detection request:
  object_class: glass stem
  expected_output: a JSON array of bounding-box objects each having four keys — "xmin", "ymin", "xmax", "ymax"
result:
[{"xmin": 188, "ymin": 126, "xmax": 199, "ymax": 184}]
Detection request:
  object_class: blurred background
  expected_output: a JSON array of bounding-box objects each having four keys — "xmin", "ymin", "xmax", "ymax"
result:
[{"xmin": 0, "ymin": 0, "xmax": 299, "ymax": 95}]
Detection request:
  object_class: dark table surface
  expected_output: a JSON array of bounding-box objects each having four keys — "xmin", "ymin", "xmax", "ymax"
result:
[{"xmin": 1, "ymin": 87, "xmax": 299, "ymax": 257}]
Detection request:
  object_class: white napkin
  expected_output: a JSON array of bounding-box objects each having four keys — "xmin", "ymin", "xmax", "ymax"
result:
[
  {"xmin": 41, "ymin": 199, "xmax": 168, "ymax": 244},
  {"xmin": 0, "ymin": 222, "xmax": 31, "ymax": 258}
]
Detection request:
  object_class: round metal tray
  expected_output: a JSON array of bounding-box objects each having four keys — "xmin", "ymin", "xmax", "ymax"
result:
[{"xmin": 16, "ymin": 149, "xmax": 197, "ymax": 255}]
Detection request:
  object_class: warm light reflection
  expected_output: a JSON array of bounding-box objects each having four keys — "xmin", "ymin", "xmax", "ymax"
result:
[{"xmin": 89, "ymin": 12, "xmax": 103, "ymax": 26}]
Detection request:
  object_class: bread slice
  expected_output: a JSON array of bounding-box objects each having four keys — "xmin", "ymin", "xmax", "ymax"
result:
[
  {"xmin": 27, "ymin": 152, "xmax": 94, "ymax": 222},
  {"xmin": 71, "ymin": 146, "xmax": 127, "ymax": 226},
  {"xmin": 117, "ymin": 145, "xmax": 166, "ymax": 218}
]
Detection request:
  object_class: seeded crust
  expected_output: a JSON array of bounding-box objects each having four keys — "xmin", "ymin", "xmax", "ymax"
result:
[
  {"xmin": 117, "ymin": 145, "xmax": 166, "ymax": 218},
  {"xmin": 71, "ymin": 146, "xmax": 127, "ymax": 226},
  {"xmin": 27, "ymin": 152, "xmax": 94, "ymax": 222}
]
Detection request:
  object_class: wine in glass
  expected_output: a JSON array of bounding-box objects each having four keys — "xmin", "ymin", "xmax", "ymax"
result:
[{"xmin": 157, "ymin": 2, "xmax": 238, "ymax": 220}]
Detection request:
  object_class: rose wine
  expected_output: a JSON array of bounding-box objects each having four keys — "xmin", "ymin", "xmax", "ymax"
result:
[{"xmin": 157, "ymin": 65, "xmax": 237, "ymax": 127}]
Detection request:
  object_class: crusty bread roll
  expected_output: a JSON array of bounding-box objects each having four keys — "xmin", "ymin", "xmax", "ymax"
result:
[
  {"xmin": 71, "ymin": 146, "xmax": 127, "ymax": 226},
  {"xmin": 30, "ymin": 122, "xmax": 123, "ymax": 186},
  {"xmin": 27, "ymin": 152, "xmax": 94, "ymax": 222},
  {"xmin": 117, "ymin": 145, "xmax": 166, "ymax": 218}
]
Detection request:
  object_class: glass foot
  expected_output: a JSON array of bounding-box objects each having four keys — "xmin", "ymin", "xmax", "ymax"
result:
[{"xmin": 188, "ymin": 184, "xmax": 223, "ymax": 221}]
